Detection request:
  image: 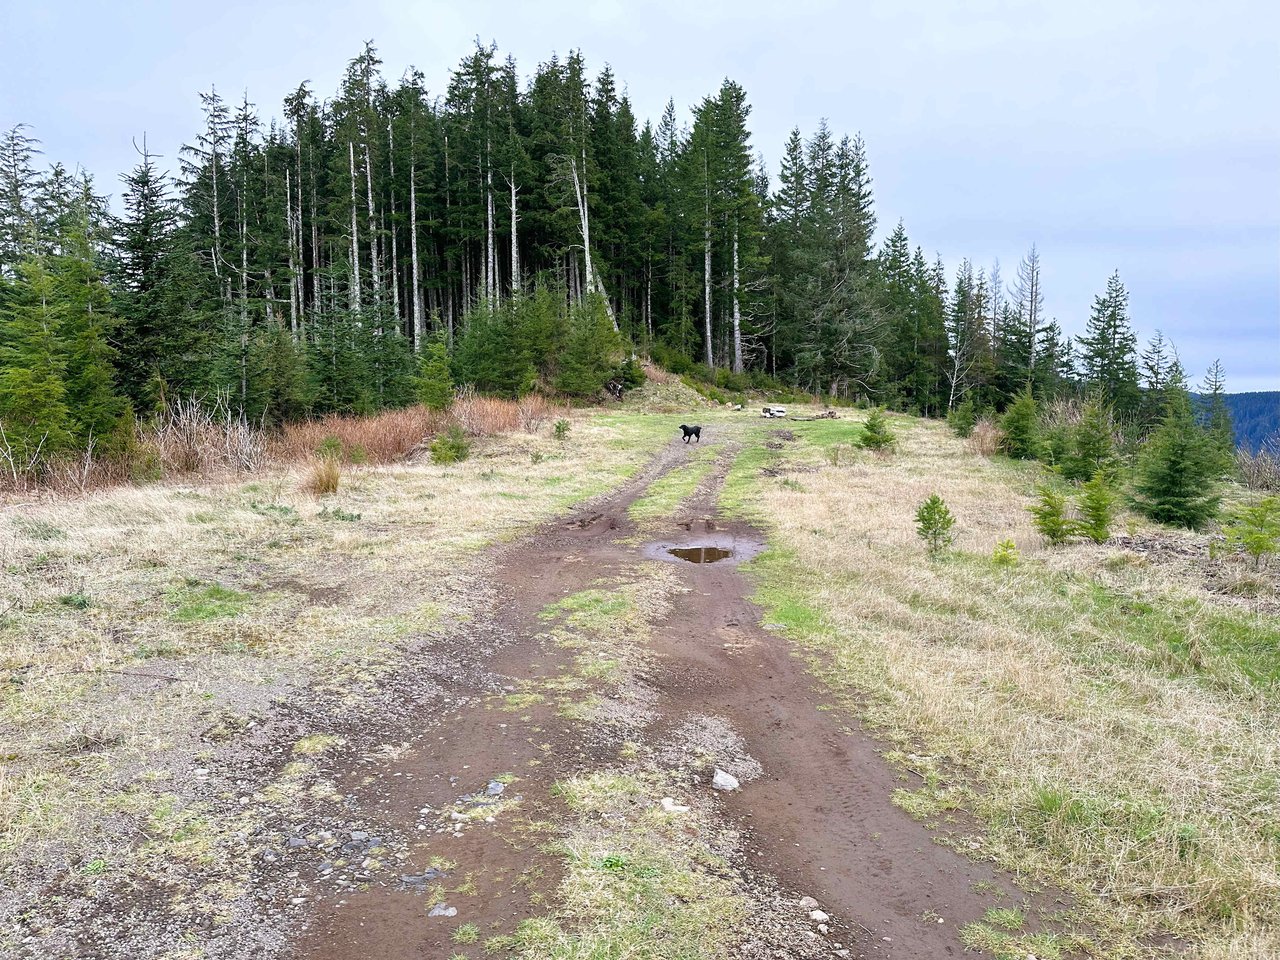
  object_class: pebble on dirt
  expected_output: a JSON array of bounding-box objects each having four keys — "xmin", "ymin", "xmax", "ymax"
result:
[{"xmin": 711, "ymin": 768, "xmax": 740, "ymax": 791}]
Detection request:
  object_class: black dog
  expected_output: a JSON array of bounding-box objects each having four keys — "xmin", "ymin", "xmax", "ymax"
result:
[{"xmin": 679, "ymin": 424, "xmax": 702, "ymax": 443}]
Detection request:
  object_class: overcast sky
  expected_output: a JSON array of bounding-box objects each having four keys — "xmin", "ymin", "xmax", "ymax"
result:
[{"xmin": 4, "ymin": 0, "xmax": 1277, "ymax": 390}]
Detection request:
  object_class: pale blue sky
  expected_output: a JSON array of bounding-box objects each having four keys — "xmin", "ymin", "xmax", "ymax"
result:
[{"xmin": 4, "ymin": 0, "xmax": 1277, "ymax": 389}]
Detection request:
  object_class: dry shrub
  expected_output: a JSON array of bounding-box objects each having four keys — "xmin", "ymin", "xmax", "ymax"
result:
[
  {"xmin": 3, "ymin": 391, "xmax": 558, "ymax": 499},
  {"xmin": 144, "ymin": 395, "xmax": 266, "ymax": 474},
  {"xmin": 0, "ymin": 434, "xmax": 131, "ymax": 495},
  {"xmin": 2, "ymin": 395, "xmax": 267, "ymax": 494},
  {"xmin": 640, "ymin": 361, "xmax": 675, "ymax": 385},
  {"xmin": 41, "ymin": 447, "xmax": 135, "ymax": 495},
  {"xmin": 275, "ymin": 406, "xmax": 441, "ymax": 464},
  {"xmin": 517, "ymin": 394, "xmax": 558, "ymax": 433},
  {"xmin": 1237, "ymin": 439, "xmax": 1280, "ymax": 492},
  {"xmin": 968, "ymin": 418, "xmax": 1005, "ymax": 457},
  {"xmin": 303, "ymin": 457, "xmax": 341, "ymax": 496},
  {"xmin": 1041, "ymin": 396, "xmax": 1084, "ymax": 431},
  {"xmin": 451, "ymin": 387, "xmax": 521, "ymax": 436}
]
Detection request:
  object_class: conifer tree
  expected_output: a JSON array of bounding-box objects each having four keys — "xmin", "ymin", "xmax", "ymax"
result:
[
  {"xmin": 915, "ymin": 494, "xmax": 956, "ymax": 554},
  {"xmin": 1000, "ymin": 386, "xmax": 1040, "ymax": 459},
  {"xmin": 0, "ymin": 259, "xmax": 73, "ymax": 467},
  {"xmin": 1029, "ymin": 486, "xmax": 1072, "ymax": 545},
  {"xmin": 1078, "ymin": 271, "xmax": 1140, "ymax": 415},
  {"xmin": 1076, "ymin": 472, "xmax": 1117, "ymax": 543},
  {"xmin": 555, "ymin": 294, "xmax": 618, "ymax": 397},
  {"xmin": 1139, "ymin": 331, "xmax": 1174, "ymax": 427},
  {"xmin": 1062, "ymin": 394, "xmax": 1116, "ymax": 482},
  {"xmin": 1131, "ymin": 388, "xmax": 1221, "ymax": 529},
  {"xmin": 0, "ymin": 124, "xmax": 41, "ymax": 273},
  {"xmin": 417, "ymin": 336, "xmax": 453, "ymax": 410},
  {"xmin": 453, "ymin": 299, "xmax": 536, "ymax": 398},
  {"xmin": 996, "ymin": 246, "xmax": 1044, "ymax": 397},
  {"xmin": 114, "ymin": 142, "xmax": 193, "ymax": 406},
  {"xmin": 860, "ymin": 407, "xmax": 896, "ymax": 450},
  {"xmin": 54, "ymin": 227, "xmax": 131, "ymax": 450},
  {"xmin": 1199, "ymin": 359, "xmax": 1234, "ymax": 463}
]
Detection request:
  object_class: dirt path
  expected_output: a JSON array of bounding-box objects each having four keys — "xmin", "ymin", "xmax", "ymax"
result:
[{"xmin": 288, "ymin": 430, "xmax": 1058, "ymax": 958}]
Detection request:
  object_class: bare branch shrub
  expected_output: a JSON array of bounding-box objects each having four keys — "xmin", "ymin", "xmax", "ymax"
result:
[
  {"xmin": 1237, "ymin": 438, "xmax": 1280, "ymax": 492},
  {"xmin": 968, "ymin": 419, "xmax": 1005, "ymax": 457}
]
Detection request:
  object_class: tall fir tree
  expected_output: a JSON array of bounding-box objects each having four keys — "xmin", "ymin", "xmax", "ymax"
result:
[
  {"xmin": 1078, "ymin": 271, "xmax": 1140, "ymax": 416},
  {"xmin": 1199, "ymin": 359, "xmax": 1234, "ymax": 464}
]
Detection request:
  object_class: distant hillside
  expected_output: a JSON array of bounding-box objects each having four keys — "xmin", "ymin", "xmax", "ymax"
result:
[{"xmin": 1221, "ymin": 392, "xmax": 1280, "ymax": 451}]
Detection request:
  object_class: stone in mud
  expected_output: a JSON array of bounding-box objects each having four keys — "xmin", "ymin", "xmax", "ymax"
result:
[
  {"xmin": 711, "ymin": 769, "xmax": 740, "ymax": 791},
  {"xmin": 660, "ymin": 797, "xmax": 690, "ymax": 813},
  {"xmin": 798, "ymin": 896, "xmax": 820, "ymax": 912},
  {"xmin": 427, "ymin": 903, "xmax": 457, "ymax": 918},
  {"xmin": 809, "ymin": 909, "xmax": 829, "ymax": 923},
  {"xmin": 486, "ymin": 780, "xmax": 505, "ymax": 796}
]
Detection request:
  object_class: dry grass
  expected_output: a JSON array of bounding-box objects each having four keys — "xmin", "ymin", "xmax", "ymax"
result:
[
  {"xmin": 723, "ymin": 412, "xmax": 1280, "ymax": 956},
  {"xmin": 968, "ymin": 418, "xmax": 1005, "ymax": 457},
  {"xmin": 0, "ymin": 410, "xmax": 675, "ymax": 930},
  {"xmin": 511, "ymin": 770, "xmax": 746, "ymax": 959},
  {"xmin": 303, "ymin": 457, "xmax": 341, "ymax": 496}
]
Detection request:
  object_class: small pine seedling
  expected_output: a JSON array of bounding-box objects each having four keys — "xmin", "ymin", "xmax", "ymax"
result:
[
  {"xmin": 315, "ymin": 435, "xmax": 343, "ymax": 461},
  {"xmin": 431, "ymin": 425, "xmax": 471, "ymax": 465},
  {"xmin": 1028, "ymin": 486, "xmax": 1073, "ymax": 545},
  {"xmin": 948, "ymin": 398, "xmax": 977, "ymax": 438},
  {"xmin": 1075, "ymin": 472, "xmax": 1117, "ymax": 543},
  {"xmin": 992, "ymin": 539, "xmax": 1020, "ymax": 566},
  {"xmin": 553, "ymin": 419, "xmax": 571, "ymax": 441},
  {"xmin": 916, "ymin": 494, "xmax": 956, "ymax": 555},
  {"xmin": 1222, "ymin": 496, "xmax": 1280, "ymax": 569},
  {"xmin": 1000, "ymin": 387, "xmax": 1040, "ymax": 460},
  {"xmin": 861, "ymin": 408, "xmax": 897, "ymax": 451}
]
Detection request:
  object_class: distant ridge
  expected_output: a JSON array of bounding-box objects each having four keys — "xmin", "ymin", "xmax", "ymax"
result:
[{"xmin": 1218, "ymin": 392, "xmax": 1280, "ymax": 451}]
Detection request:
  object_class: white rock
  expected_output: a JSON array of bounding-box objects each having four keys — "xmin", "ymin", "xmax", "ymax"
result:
[
  {"xmin": 798, "ymin": 896, "xmax": 820, "ymax": 912},
  {"xmin": 809, "ymin": 909, "xmax": 829, "ymax": 923},
  {"xmin": 660, "ymin": 797, "xmax": 690, "ymax": 814},
  {"xmin": 711, "ymin": 769, "xmax": 740, "ymax": 792}
]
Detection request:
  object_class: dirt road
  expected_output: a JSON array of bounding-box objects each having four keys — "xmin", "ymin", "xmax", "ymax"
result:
[{"xmin": 287, "ymin": 430, "xmax": 1057, "ymax": 958}]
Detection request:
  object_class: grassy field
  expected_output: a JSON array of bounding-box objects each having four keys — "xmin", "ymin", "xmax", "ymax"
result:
[
  {"xmin": 717, "ymin": 409, "xmax": 1280, "ymax": 958},
  {"xmin": 2, "ymin": 395, "xmax": 1276, "ymax": 959},
  {"xmin": 0, "ymin": 409, "xmax": 680, "ymax": 946}
]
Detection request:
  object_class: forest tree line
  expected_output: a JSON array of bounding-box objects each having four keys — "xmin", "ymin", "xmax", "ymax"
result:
[{"xmin": 0, "ymin": 40, "xmax": 1237, "ymax": 469}]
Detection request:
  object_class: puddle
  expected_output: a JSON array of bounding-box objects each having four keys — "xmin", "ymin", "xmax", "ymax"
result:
[
  {"xmin": 668, "ymin": 546, "xmax": 732, "ymax": 564},
  {"xmin": 642, "ymin": 531, "xmax": 765, "ymax": 566}
]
